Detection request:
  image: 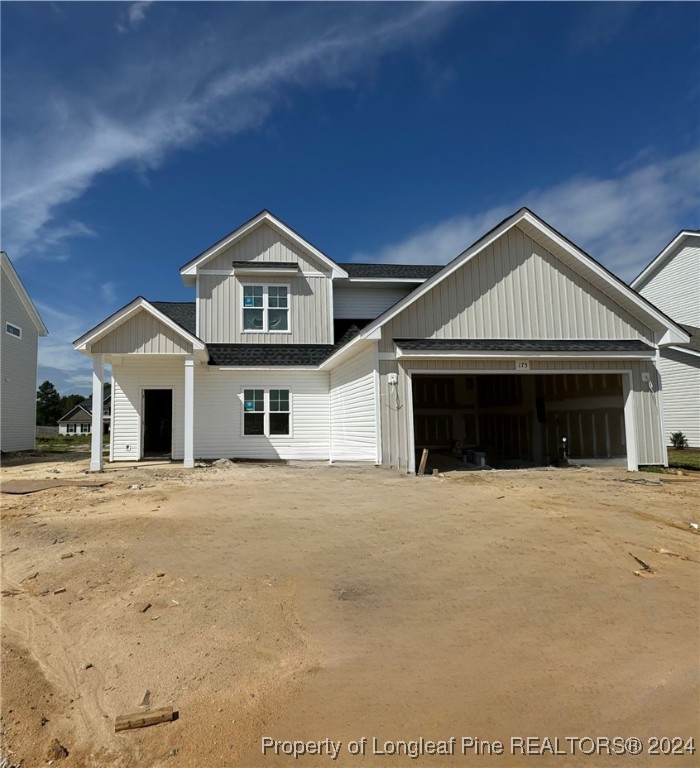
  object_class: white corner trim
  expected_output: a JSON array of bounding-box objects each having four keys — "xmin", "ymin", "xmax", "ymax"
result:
[{"xmin": 180, "ymin": 211, "xmax": 348, "ymax": 279}]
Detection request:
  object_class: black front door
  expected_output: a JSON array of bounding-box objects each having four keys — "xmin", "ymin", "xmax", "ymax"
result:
[{"xmin": 143, "ymin": 389, "xmax": 173, "ymax": 455}]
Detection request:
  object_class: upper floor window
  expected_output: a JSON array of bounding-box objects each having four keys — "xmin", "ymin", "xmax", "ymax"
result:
[
  {"xmin": 5, "ymin": 322, "xmax": 21, "ymax": 338},
  {"xmin": 242, "ymin": 284, "xmax": 289, "ymax": 333}
]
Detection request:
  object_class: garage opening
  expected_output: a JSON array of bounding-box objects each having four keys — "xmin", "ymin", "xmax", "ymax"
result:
[{"xmin": 411, "ymin": 373, "xmax": 627, "ymax": 470}]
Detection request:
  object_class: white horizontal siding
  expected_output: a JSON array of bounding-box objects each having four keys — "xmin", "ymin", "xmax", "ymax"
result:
[
  {"xmin": 638, "ymin": 239, "xmax": 700, "ymax": 326},
  {"xmin": 112, "ymin": 359, "xmax": 185, "ymax": 460},
  {"xmin": 195, "ymin": 369, "xmax": 330, "ymax": 460},
  {"xmin": 333, "ymin": 284, "xmax": 414, "ymax": 319},
  {"xmin": 330, "ymin": 344, "xmax": 378, "ymax": 462},
  {"xmin": 1, "ymin": 267, "xmax": 39, "ymax": 451},
  {"xmin": 659, "ymin": 349, "xmax": 700, "ymax": 448}
]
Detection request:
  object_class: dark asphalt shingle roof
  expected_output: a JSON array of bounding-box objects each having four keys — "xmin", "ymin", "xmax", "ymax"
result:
[
  {"xmin": 679, "ymin": 324, "xmax": 700, "ymax": 354},
  {"xmin": 338, "ymin": 263, "xmax": 442, "ymax": 280},
  {"xmin": 207, "ymin": 325, "xmax": 362, "ymax": 366},
  {"xmin": 395, "ymin": 338, "xmax": 655, "ymax": 353},
  {"xmin": 151, "ymin": 302, "xmax": 197, "ymax": 336}
]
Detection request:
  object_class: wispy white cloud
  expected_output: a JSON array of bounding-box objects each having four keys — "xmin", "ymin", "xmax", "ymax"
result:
[
  {"xmin": 3, "ymin": 4, "xmax": 454, "ymax": 259},
  {"xmin": 352, "ymin": 149, "xmax": 700, "ymax": 281},
  {"xmin": 116, "ymin": 1, "xmax": 153, "ymax": 33}
]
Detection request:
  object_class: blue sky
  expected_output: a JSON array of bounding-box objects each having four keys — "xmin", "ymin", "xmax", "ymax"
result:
[{"xmin": 2, "ymin": 1, "xmax": 699, "ymax": 394}]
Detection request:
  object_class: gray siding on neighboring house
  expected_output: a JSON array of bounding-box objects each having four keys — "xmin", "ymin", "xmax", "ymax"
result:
[
  {"xmin": 378, "ymin": 358, "xmax": 664, "ymax": 472},
  {"xmin": 197, "ymin": 222, "xmax": 334, "ymax": 344},
  {"xmin": 659, "ymin": 349, "xmax": 700, "ymax": 447},
  {"xmin": 379, "ymin": 225, "xmax": 656, "ymax": 353},
  {"xmin": 333, "ymin": 284, "xmax": 414, "ymax": 320},
  {"xmin": 637, "ymin": 238, "xmax": 700, "ymax": 326},
  {"xmin": 91, "ymin": 310, "xmax": 194, "ymax": 354},
  {"xmin": 1, "ymin": 267, "xmax": 39, "ymax": 451}
]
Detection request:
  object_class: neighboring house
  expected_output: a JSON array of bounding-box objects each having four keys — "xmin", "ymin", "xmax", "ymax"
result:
[
  {"xmin": 631, "ymin": 231, "xmax": 700, "ymax": 447},
  {"xmin": 74, "ymin": 208, "xmax": 689, "ymax": 473},
  {"xmin": 1, "ymin": 251, "xmax": 48, "ymax": 452},
  {"xmin": 57, "ymin": 393, "xmax": 112, "ymax": 436}
]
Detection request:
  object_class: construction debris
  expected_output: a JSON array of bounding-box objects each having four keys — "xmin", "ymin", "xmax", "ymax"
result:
[
  {"xmin": 115, "ymin": 706, "xmax": 176, "ymax": 732},
  {"xmin": 629, "ymin": 553, "xmax": 653, "ymax": 572},
  {"xmin": 139, "ymin": 690, "xmax": 151, "ymax": 709},
  {"xmin": 140, "ymin": 603, "xmax": 152, "ymax": 613},
  {"xmin": 46, "ymin": 738, "xmax": 69, "ymax": 760}
]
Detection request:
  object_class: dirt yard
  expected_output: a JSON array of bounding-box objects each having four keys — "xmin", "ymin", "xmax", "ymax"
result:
[{"xmin": 1, "ymin": 455, "xmax": 698, "ymax": 768}]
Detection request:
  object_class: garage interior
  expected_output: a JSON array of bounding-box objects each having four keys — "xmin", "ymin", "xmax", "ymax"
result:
[{"xmin": 412, "ymin": 372, "xmax": 627, "ymax": 470}]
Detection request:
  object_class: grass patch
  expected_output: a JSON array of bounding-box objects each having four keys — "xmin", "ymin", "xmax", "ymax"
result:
[
  {"xmin": 35, "ymin": 434, "xmax": 108, "ymax": 452},
  {"xmin": 668, "ymin": 447, "xmax": 700, "ymax": 471}
]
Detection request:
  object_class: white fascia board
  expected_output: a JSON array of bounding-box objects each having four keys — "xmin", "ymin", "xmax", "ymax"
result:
[
  {"xmin": 1, "ymin": 252, "xmax": 49, "ymax": 336},
  {"xmin": 345, "ymin": 277, "xmax": 428, "ymax": 284},
  {"xmin": 667, "ymin": 345, "xmax": 700, "ymax": 359},
  {"xmin": 396, "ymin": 350, "xmax": 656, "ymax": 361},
  {"xmin": 657, "ymin": 327, "xmax": 691, "ymax": 346},
  {"xmin": 215, "ymin": 366, "xmax": 322, "ymax": 371},
  {"xmin": 337, "ymin": 209, "xmax": 686, "ymax": 361},
  {"xmin": 319, "ymin": 337, "xmax": 375, "ymax": 370},
  {"xmin": 73, "ymin": 297, "xmax": 206, "ymax": 354},
  {"xmin": 630, "ymin": 231, "xmax": 699, "ymax": 289},
  {"xmin": 180, "ymin": 212, "xmax": 348, "ymax": 279}
]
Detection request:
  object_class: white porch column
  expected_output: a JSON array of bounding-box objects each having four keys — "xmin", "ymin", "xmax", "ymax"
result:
[
  {"xmin": 184, "ymin": 356, "xmax": 194, "ymax": 468},
  {"xmin": 90, "ymin": 354, "xmax": 104, "ymax": 471},
  {"xmin": 622, "ymin": 372, "xmax": 639, "ymax": 471}
]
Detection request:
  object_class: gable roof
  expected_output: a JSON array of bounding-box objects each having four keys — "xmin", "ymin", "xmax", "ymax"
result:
[
  {"xmin": 630, "ymin": 230, "xmax": 700, "ymax": 290},
  {"xmin": 74, "ymin": 297, "xmax": 206, "ymax": 355},
  {"xmin": 321, "ymin": 208, "xmax": 690, "ymax": 369},
  {"xmin": 57, "ymin": 403, "xmax": 92, "ymax": 423},
  {"xmin": 395, "ymin": 338, "xmax": 655, "ymax": 356},
  {"xmin": 179, "ymin": 210, "xmax": 348, "ymax": 280},
  {"xmin": 150, "ymin": 302, "xmax": 196, "ymax": 336},
  {"xmin": 1, "ymin": 251, "xmax": 48, "ymax": 336},
  {"xmin": 338, "ymin": 263, "xmax": 442, "ymax": 280},
  {"xmin": 668, "ymin": 323, "xmax": 700, "ymax": 359}
]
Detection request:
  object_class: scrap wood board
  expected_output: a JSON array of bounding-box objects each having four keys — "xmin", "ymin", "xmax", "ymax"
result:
[{"xmin": 1, "ymin": 479, "xmax": 110, "ymax": 495}]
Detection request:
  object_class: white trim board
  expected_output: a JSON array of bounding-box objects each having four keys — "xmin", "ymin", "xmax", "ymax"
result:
[
  {"xmin": 321, "ymin": 208, "xmax": 689, "ymax": 369},
  {"xmin": 1, "ymin": 251, "xmax": 48, "ymax": 336},
  {"xmin": 74, "ymin": 297, "xmax": 207, "ymax": 355},
  {"xmin": 631, "ymin": 230, "xmax": 700, "ymax": 290},
  {"xmin": 180, "ymin": 211, "xmax": 348, "ymax": 280}
]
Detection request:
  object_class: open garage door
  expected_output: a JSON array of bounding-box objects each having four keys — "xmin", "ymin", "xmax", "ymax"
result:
[{"xmin": 411, "ymin": 372, "xmax": 627, "ymax": 470}]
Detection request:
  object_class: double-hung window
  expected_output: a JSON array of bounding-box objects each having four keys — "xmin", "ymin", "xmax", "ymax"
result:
[
  {"xmin": 80, "ymin": 423, "xmax": 91, "ymax": 434},
  {"xmin": 243, "ymin": 388, "xmax": 290, "ymax": 436},
  {"xmin": 67, "ymin": 423, "xmax": 77, "ymax": 434},
  {"xmin": 242, "ymin": 285, "xmax": 289, "ymax": 332}
]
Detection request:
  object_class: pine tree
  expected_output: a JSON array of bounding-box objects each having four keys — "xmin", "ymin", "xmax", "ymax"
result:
[{"xmin": 36, "ymin": 380, "xmax": 62, "ymax": 425}]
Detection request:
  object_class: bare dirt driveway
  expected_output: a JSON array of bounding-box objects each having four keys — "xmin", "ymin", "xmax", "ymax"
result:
[{"xmin": 1, "ymin": 456, "xmax": 698, "ymax": 768}]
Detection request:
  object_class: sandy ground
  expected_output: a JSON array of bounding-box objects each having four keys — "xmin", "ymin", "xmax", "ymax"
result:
[{"xmin": 1, "ymin": 454, "xmax": 698, "ymax": 768}]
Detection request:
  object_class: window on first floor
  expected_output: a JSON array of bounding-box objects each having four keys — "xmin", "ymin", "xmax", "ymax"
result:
[
  {"xmin": 80, "ymin": 423, "xmax": 91, "ymax": 434},
  {"xmin": 242, "ymin": 284, "xmax": 289, "ymax": 332},
  {"xmin": 5, "ymin": 322, "xmax": 21, "ymax": 338},
  {"xmin": 243, "ymin": 388, "xmax": 290, "ymax": 436},
  {"xmin": 67, "ymin": 423, "xmax": 77, "ymax": 434}
]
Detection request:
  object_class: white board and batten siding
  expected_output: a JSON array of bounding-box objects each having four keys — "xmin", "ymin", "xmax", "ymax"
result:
[
  {"xmin": 91, "ymin": 311, "xmax": 194, "ymax": 355},
  {"xmin": 330, "ymin": 344, "xmax": 379, "ymax": 462},
  {"xmin": 1, "ymin": 267, "xmax": 40, "ymax": 451},
  {"xmin": 333, "ymin": 285, "xmax": 414, "ymax": 320},
  {"xmin": 636, "ymin": 237, "xmax": 700, "ymax": 326},
  {"xmin": 659, "ymin": 349, "xmax": 700, "ymax": 447},
  {"xmin": 198, "ymin": 222, "xmax": 334, "ymax": 344}
]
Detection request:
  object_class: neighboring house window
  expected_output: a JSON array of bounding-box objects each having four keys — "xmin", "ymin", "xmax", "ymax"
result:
[
  {"xmin": 242, "ymin": 388, "xmax": 291, "ymax": 436},
  {"xmin": 5, "ymin": 322, "xmax": 21, "ymax": 338},
  {"xmin": 67, "ymin": 424, "xmax": 77, "ymax": 434},
  {"xmin": 80, "ymin": 423, "xmax": 91, "ymax": 434},
  {"xmin": 242, "ymin": 285, "xmax": 289, "ymax": 332}
]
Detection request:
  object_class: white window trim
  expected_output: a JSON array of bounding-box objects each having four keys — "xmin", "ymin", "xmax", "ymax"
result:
[
  {"xmin": 240, "ymin": 283, "xmax": 291, "ymax": 334},
  {"xmin": 67, "ymin": 423, "xmax": 77, "ymax": 434},
  {"xmin": 240, "ymin": 387, "xmax": 293, "ymax": 438},
  {"xmin": 5, "ymin": 322, "xmax": 22, "ymax": 339},
  {"xmin": 80, "ymin": 423, "xmax": 91, "ymax": 434}
]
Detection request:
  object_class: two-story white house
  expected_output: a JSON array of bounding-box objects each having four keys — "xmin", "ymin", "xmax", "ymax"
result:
[
  {"xmin": 74, "ymin": 208, "xmax": 689, "ymax": 472},
  {"xmin": 631, "ymin": 231, "xmax": 700, "ymax": 447},
  {"xmin": 1, "ymin": 251, "xmax": 48, "ymax": 452}
]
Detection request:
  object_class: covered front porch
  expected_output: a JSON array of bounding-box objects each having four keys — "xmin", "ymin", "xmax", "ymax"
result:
[{"xmin": 73, "ymin": 298, "xmax": 208, "ymax": 471}]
